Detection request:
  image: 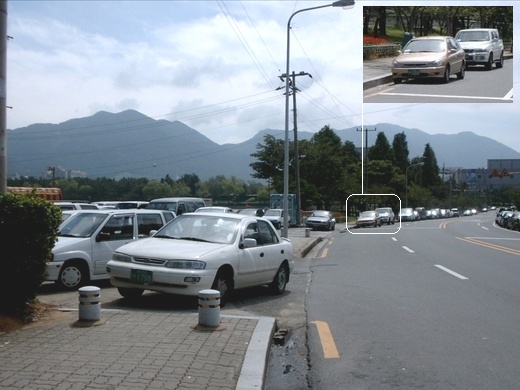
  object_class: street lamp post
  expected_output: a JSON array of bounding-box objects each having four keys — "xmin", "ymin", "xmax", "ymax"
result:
[
  {"xmin": 405, "ymin": 162, "xmax": 424, "ymax": 208},
  {"xmin": 282, "ymin": 0, "xmax": 355, "ymax": 238}
]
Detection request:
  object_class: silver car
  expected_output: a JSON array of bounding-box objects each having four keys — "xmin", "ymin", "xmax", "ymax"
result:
[
  {"xmin": 106, "ymin": 212, "xmax": 294, "ymax": 306},
  {"xmin": 392, "ymin": 36, "xmax": 466, "ymax": 84}
]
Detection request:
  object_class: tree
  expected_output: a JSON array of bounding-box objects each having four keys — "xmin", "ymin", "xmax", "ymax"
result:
[
  {"xmin": 368, "ymin": 132, "xmax": 393, "ymax": 162},
  {"xmin": 392, "ymin": 132, "xmax": 409, "ymax": 174},
  {"xmin": 250, "ymin": 134, "xmax": 285, "ymax": 193},
  {"xmin": 421, "ymin": 143, "xmax": 442, "ymax": 188}
]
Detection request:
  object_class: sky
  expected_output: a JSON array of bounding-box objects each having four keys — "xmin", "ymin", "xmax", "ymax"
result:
[{"xmin": 5, "ymin": 1, "xmax": 519, "ymax": 152}]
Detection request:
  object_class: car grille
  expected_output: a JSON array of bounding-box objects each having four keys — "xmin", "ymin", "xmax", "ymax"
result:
[
  {"xmin": 133, "ymin": 257, "xmax": 166, "ymax": 266},
  {"xmin": 402, "ymin": 63, "xmax": 430, "ymax": 68}
]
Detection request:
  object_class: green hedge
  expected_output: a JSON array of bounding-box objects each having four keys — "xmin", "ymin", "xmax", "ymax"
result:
[{"xmin": 0, "ymin": 192, "xmax": 61, "ymax": 315}]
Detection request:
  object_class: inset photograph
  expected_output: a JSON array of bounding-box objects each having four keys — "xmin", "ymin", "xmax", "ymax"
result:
[{"xmin": 363, "ymin": 6, "xmax": 513, "ymax": 103}]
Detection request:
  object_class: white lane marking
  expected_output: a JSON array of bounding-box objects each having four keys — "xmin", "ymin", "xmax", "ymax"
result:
[
  {"xmin": 481, "ymin": 226, "xmax": 489, "ymax": 230},
  {"xmin": 435, "ymin": 265, "xmax": 469, "ymax": 280},
  {"xmin": 402, "ymin": 246, "xmax": 414, "ymax": 253},
  {"xmin": 392, "ymin": 237, "xmax": 398, "ymax": 241},
  {"xmin": 380, "ymin": 92, "xmax": 513, "ymax": 101}
]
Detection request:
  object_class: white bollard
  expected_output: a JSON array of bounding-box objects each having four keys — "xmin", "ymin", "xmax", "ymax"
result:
[
  {"xmin": 198, "ymin": 289, "xmax": 220, "ymax": 328},
  {"xmin": 305, "ymin": 228, "xmax": 311, "ymax": 237},
  {"xmin": 78, "ymin": 286, "xmax": 101, "ymax": 321}
]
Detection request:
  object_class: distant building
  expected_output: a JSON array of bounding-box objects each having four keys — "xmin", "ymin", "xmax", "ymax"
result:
[{"xmin": 450, "ymin": 159, "xmax": 520, "ymax": 192}]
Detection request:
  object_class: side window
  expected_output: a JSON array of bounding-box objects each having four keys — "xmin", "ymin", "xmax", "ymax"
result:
[
  {"xmin": 100, "ymin": 215, "xmax": 134, "ymax": 240},
  {"xmin": 137, "ymin": 214, "xmax": 163, "ymax": 237},
  {"xmin": 177, "ymin": 203, "xmax": 187, "ymax": 215},
  {"xmin": 195, "ymin": 202, "xmax": 205, "ymax": 210},
  {"xmin": 257, "ymin": 220, "xmax": 279, "ymax": 245},
  {"xmin": 185, "ymin": 202, "xmax": 196, "ymax": 213},
  {"xmin": 244, "ymin": 222, "xmax": 259, "ymax": 242}
]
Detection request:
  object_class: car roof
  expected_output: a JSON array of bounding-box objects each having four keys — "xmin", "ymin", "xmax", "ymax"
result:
[
  {"xmin": 64, "ymin": 209, "xmax": 171, "ymax": 215},
  {"xmin": 184, "ymin": 211, "xmax": 249, "ymax": 220}
]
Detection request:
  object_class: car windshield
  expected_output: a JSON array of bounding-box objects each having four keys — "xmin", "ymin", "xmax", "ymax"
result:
[
  {"xmin": 146, "ymin": 201, "xmax": 177, "ymax": 211},
  {"xmin": 153, "ymin": 214, "xmax": 239, "ymax": 244},
  {"xmin": 360, "ymin": 211, "xmax": 376, "ymax": 218},
  {"xmin": 59, "ymin": 213, "xmax": 108, "ymax": 237},
  {"xmin": 375, "ymin": 208, "xmax": 389, "ymax": 214},
  {"xmin": 404, "ymin": 39, "xmax": 445, "ymax": 53},
  {"xmin": 311, "ymin": 211, "xmax": 329, "ymax": 218},
  {"xmin": 456, "ymin": 31, "xmax": 490, "ymax": 42},
  {"xmin": 264, "ymin": 209, "xmax": 282, "ymax": 216}
]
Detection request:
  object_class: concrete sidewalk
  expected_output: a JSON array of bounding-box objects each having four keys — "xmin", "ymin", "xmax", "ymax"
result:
[{"xmin": 0, "ymin": 228, "xmax": 325, "ymax": 390}]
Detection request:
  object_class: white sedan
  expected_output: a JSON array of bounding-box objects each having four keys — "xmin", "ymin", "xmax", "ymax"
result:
[{"xmin": 106, "ymin": 212, "xmax": 294, "ymax": 305}]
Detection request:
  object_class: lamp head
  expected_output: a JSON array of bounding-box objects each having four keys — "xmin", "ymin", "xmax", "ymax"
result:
[{"xmin": 332, "ymin": 0, "xmax": 355, "ymax": 9}]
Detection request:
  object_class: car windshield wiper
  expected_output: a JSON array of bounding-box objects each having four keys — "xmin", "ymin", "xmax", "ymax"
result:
[
  {"xmin": 153, "ymin": 234, "xmax": 175, "ymax": 239},
  {"xmin": 179, "ymin": 236, "xmax": 210, "ymax": 242},
  {"xmin": 59, "ymin": 233, "xmax": 79, "ymax": 237}
]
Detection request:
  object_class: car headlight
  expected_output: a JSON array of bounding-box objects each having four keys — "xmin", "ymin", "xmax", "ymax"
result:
[
  {"xmin": 392, "ymin": 60, "xmax": 402, "ymax": 66},
  {"xmin": 113, "ymin": 253, "xmax": 132, "ymax": 262},
  {"xmin": 427, "ymin": 60, "xmax": 443, "ymax": 67},
  {"xmin": 165, "ymin": 260, "xmax": 206, "ymax": 269}
]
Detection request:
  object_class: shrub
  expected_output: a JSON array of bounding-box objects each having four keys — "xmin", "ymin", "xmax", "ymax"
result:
[
  {"xmin": 363, "ymin": 35, "xmax": 389, "ymax": 45},
  {"xmin": 0, "ymin": 192, "xmax": 61, "ymax": 315}
]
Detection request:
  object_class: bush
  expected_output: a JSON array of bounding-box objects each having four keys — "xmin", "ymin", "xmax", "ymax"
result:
[{"xmin": 0, "ymin": 192, "xmax": 61, "ymax": 315}]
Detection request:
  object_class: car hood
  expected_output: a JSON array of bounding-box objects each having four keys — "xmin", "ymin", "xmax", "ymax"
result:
[
  {"xmin": 307, "ymin": 216, "xmax": 330, "ymax": 223},
  {"xmin": 115, "ymin": 237, "xmax": 229, "ymax": 259},
  {"xmin": 395, "ymin": 52, "xmax": 445, "ymax": 63},
  {"xmin": 357, "ymin": 216, "xmax": 375, "ymax": 222},
  {"xmin": 458, "ymin": 41, "xmax": 492, "ymax": 49},
  {"xmin": 52, "ymin": 236, "xmax": 89, "ymax": 253}
]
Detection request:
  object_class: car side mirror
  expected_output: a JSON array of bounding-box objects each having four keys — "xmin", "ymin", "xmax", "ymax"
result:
[
  {"xmin": 96, "ymin": 232, "xmax": 111, "ymax": 242},
  {"xmin": 240, "ymin": 238, "xmax": 257, "ymax": 249}
]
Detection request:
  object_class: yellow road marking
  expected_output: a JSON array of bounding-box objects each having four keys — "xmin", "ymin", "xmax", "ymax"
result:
[
  {"xmin": 310, "ymin": 320, "xmax": 340, "ymax": 358},
  {"xmin": 319, "ymin": 247, "xmax": 329, "ymax": 258},
  {"xmin": 456, "ymin": 237, "xmax": 520, "ymax": 256}
]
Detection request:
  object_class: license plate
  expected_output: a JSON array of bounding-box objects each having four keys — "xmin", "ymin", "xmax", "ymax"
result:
[
  {"xmin": 408, "ymin": 69, "xmax": 420, "ymax": 76},
  {"xmin": 131, "ymin": 269, "xmax": 153, "ymax": 284}
]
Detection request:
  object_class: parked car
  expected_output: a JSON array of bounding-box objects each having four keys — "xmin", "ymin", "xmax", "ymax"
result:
[
  {"xmin": 391, "ymin": 36, "xmax": 466, "ymax": 84},
  {"xmin": 374, "ymin": 207, "xmax": 395, "ymax": 225},
  {"xmin": 47, "ymin": 209, "xmax": 172, "ymax": 290},
  {"xmin": 263, "ymin": 208, "xmax": 289, "ymax": 229},
  {"xmin": 497, "ymin": 210, "xmax": 515, "ymax": 227},
  {"xmin": 356, "ymin": 211, "xmax": 381, "ymax": 228},
  {"xmin": 195, "ymin": 206, "xmax": 235, "ymax": 213},
  {"xmin": 115, "ymin": 201, "xmax": 149, "ymax": 209},
  {"xmin": 54, "ymin": 201, "xmax": 100, "ymax": 211},
  {"xmin": 455, "ymin": 28, "xmax": 504, "ymax": 70},
  {"xmin": 146, "ymin": 197, "xmax": 206, "ymax": 215},
  {"xmin": 237, "ymin": 208, "xmax": 264, "ymax": 217},
  {"xmin": 451, "ymin": 208, "xmax": 460, "ymax": 217},
  {"xmin": 106, "ymin": 212, "xmax": 295, "ymax": 306},
  {"xmin": 398, "ymin": 208, "xmax": 416, "ymax": 222},
  {"xmin": 505, "ymin": 212, "xmax": 520, "ymax": 230},
  {"xmin": 305, "ymin": 210, "xmax": 336, "ymax": 231}
]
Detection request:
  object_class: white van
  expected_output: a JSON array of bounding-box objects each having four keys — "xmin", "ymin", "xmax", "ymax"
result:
[
  {"xmin": 47, "ymin": 209, "xmax": 171, "ymax": 290},
  {"xmin": 146, "ymin": 197, "xmax": 206, "ymax": 215}
]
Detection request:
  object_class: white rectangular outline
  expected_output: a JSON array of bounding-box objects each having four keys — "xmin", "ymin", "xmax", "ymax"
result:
[{"xmin": 346, "ymin": 193, "xmax": 401, "ymax": 234}]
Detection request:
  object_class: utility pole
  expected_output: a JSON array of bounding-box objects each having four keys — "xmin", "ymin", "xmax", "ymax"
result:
[
  {"xmin": 0, "ymin": 1, "xmax": 7, "ymax": 194},
  {"xmin": 356, "ymin": 127, "xmax": 376, "ymax": 193},
  {"xmin": 278, "ymin": 71, "xmax": 312, "ymax": 226}
]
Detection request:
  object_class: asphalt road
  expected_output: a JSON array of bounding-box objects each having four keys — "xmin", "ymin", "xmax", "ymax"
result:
[
  {"xmin": 306, "ymin": 212, "xmax": 520, "ymax": 389},
  {"xmin": 363, "ymin": 59, "xmax": 513, "ymax": 103}
]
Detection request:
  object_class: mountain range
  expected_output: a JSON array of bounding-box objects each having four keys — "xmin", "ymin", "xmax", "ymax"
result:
[{"xmin": 7, "ymin": 109, "xmax": 520, "ymax": 181}]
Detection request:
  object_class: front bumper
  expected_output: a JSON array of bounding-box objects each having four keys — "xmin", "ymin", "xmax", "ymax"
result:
[{"xmin": 392, "ymin": 65, "xmax": 445, "ymax": 79}]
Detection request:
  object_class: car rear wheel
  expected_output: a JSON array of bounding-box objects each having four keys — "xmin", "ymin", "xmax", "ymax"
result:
[
  {"xmin": 269, "ymin": 264, "xmax": 289, "ymax": 295},
  {"xmin": 118, "ymin": 287, "xmax": 144, "ymax": 299},
  {"xmin": 57, "ymin": 261, "xmax": 89, "ymax": 290}
]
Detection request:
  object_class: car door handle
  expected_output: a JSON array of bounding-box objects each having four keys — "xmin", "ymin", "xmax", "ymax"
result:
[{"xmin": 260, "ymin": 252, "xmax": 264, "ymax": 257}]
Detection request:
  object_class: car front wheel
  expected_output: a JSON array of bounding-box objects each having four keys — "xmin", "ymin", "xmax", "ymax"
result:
[
  {"xmin": 442, "ymin": 64, "xmax": 451, "ymax": 83},
  {"xmin": 485, "ymin": 53, "xmax": 493, "ymax": 70},
  {"xmin": 212, "ymin": 270, "xmax": 233, "ymax": 307},
  {"xmin": 496, "ymin": 52, "xmax": 504, "ymax": 68},
  {"xmin": 269, "ymin": 264, "xmax": 289, "ymax": 295},
  {"xmin": 57, "ymin": 261, "xmax": 88, "ymax": 290},
  {"xmin": 456, "ymin": 62, "xmax": 465, "ymax": 79}
]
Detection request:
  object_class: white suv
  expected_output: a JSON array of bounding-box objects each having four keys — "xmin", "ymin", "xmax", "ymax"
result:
[
  {"xmin": 375, "ymin": 207, "xmax": 395, "ymax": 225},
  {"xmin": 455, "ymin": 28, "xmax": 504, "ymax": 70},
  {"xmin": 47, "ymin": 209, "xmax": 171, "ymax": 289}
]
